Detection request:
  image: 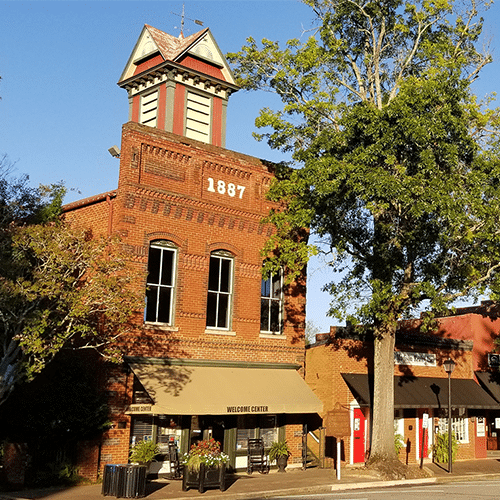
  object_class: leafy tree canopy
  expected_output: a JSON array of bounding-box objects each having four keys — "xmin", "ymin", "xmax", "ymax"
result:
[
  {"xmin": 0, "ymin": 158, "xmax": 142, "ymax": 406},
  {"xmin": 228, "ymin": 0, "xmax": 500, "ymax": 467}
]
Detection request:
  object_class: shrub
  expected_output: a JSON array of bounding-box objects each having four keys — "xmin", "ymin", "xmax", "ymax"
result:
[
  {"xmin": 268, "ymin": 441, "xmax": 290, "ymax": 463},
  {"xmin": 433, "ymin": 432, "xmax": 458, "ymax": 463},
  {"xmin": 129, "ymin": 439, "xmax": 159, "ymax": 464}
]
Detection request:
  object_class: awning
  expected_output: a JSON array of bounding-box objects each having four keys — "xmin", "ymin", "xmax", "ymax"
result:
[
  {"xmin": 476, "ymin": 371, "xmax": 500, "ymax": 404},
  {"xmin": 127, "ymin": 359, "xmax": 323, "ymax": 415},
  {"xmin": 342, "ymin": 373, "xmax": 500, "ymax": 409}
]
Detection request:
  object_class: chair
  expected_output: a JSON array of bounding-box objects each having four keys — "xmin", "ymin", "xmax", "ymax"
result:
[{"xmin": 247, "ymin": 438, "xmax": 269, "ymax": 474}]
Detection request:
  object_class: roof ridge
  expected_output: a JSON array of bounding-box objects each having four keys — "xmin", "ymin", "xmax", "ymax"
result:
[{"xmin": 144, "ymin": 24, "xmax": 209, "ymax": 62}]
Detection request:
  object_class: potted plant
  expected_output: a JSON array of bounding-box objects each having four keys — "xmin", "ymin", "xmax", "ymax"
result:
[
  {"xmin": 181, "ymin": 438, "xmax": 229, "ymax": 493},
  {"xmin": 129, "ymin": 439, "xmax": 160, "ymax": 467},
  {"xmin": 268, "ymin": 441, "xmax": 291, "ymax": 472}
]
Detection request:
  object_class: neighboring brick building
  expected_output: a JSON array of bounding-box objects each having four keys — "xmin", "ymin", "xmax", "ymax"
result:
[
  {"xmin": 305, "ymin": 326, "xmax": 499, "ymax": 466},
  {"xmin": 63, "ymin": 25, "xmax": 321, "ymax": 479}
]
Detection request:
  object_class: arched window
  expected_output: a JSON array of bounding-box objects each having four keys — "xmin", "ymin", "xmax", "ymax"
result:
[
  {"xmin": 260, "ymin": 268, "xmax": 283, "ymax": 334},
  {"xmin": 206, "ymin": 250, "xmax": 233, "ymax": 329},
  {"xmin": 145, "ymin": 240, "xmax": 177, "ymax": 325}
]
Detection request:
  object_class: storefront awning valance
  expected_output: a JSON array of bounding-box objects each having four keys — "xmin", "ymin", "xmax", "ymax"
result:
[
  {"xmin": 342, "ymin": 373, "xmax": 500, "ymax": 409},
  {"xmin": 127, "ymin": 360, "xmax": 323, "ymax": 415}
]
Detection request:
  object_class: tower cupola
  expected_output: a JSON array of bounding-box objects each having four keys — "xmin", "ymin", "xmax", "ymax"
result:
[{"xmin": 118, "ymin": 25, "xmax": 239, "ymax": 147}]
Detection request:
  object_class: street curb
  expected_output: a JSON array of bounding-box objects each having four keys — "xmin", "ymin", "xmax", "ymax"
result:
[
  {"xmin": 153, "ymin": 474, "xmax": 500, "ymax": 500},
  {"xmin": 2, "ymin": 472, "xmax": 500, "ymax": 500},
  {"xmin": 154, "ymin": 477, "xmax": 439, "ymax": 500}
]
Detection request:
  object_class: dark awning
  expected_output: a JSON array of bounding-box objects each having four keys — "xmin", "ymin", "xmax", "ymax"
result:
[
  {"xmin": 342, "ymin": 373, "xmax": 500, "ymax": 409},
  {"xmin": 126, "ymin": 358, "xmax": 323, "ymax": 415},
  {"xmin": 476, "ymin": 371, "xmax": 500, "ymax": 404}
]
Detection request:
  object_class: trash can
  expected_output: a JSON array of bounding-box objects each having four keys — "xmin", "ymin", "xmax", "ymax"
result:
[
  {"xmin": 102, "ymin": 464, "xmax": 121, "ymax": 496},
  {"xmin": 102, "ymin": 464, "xmax": 147, "ymax": 498},
  {"xmin": 116, "ymin": 464, "xmax": 147, "ymax": 498}
]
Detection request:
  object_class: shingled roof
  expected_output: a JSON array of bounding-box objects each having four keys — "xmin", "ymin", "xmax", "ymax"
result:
[{"xmin": 144, "ymin": 24, "xmax": 209, "ymax": 62}]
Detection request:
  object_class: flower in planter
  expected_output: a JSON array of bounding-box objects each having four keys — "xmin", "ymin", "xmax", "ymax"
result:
[{"xmin": 181, "ymin": 438, "xmax": 229, "ymax": 472}]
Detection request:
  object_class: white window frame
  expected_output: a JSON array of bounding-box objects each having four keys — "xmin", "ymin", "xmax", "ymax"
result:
[
  {"xmin": 206, "ymin": 251, "xmax": 233, "ymax": 330},
  {"xmin": 438, "ymin": 411, "xmax": 469, "ymax": 444},
  {"xmin": 145, "ymin": 240, "xmax": 177, "ymax": 325},
  {"xmin": 260, "ymin": 269, "xmax": 283, "ymax": 334}
]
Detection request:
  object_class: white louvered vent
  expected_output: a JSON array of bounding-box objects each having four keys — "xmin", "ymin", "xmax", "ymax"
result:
[
  {"xmin": 185, "ymin": 91, "xmax": 211, "ymax": 143},
  {"xmin": 140, "ymin": 89, "xmax": 158, "ymax": 127}
]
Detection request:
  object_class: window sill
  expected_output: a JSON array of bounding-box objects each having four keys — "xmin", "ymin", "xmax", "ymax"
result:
[
  {"xmin": 205, "ymin": 329, "xmax": 236, "ymax": 336},
  {"xmin": 259, "ymin": 333, "xmax": 285, "ymax": 339},
  {"xmin": 144, "ymin": 323, "xmax": 179, "ymax": 332}
]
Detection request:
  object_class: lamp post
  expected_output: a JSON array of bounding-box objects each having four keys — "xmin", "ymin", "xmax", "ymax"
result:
[{"xmin": 443, "ymin": 358, "xmax": 456, "ymax": 473}]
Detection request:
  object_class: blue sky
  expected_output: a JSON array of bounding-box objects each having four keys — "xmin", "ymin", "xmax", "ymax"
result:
[{"xmin": 1, "ymin": 0, "xmax": 499, "ymax": 332}]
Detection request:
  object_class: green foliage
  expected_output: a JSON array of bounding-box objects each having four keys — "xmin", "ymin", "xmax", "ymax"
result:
[
  {"xmin": 433, "ymin": 432, "xmax": 458, "ymax": 463},
  {"xmin": 0, "ymin": 221, "xmax": 143, "ymax": 406},
  {"xmin": 0, "ymin": 155, "xmax": 64, "ymax": 227},
  {"xmin": 268, "ymin": 441, "xmax": 291, "ymax": 462},
  {"xmin": 394, "ymin": 432, "xmax": 404, "ymax": 455},
  {"xmin": 129, "ymin": 439, "xmax": 160, "ymax": 464},
  {"xmin": 229, "ymin": 0, "xmax": 499, "ymax": 461},
  {"xmin": 31, "ymin": 460, "xmax": 83, "ymax": 487}
]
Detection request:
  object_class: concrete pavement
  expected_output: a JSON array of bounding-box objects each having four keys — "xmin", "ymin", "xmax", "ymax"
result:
[{"xmin": 2, "ymin": 459, "xmax": 500, "ymax": 500}]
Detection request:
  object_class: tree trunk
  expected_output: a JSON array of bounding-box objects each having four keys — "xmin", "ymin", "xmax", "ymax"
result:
[{"xmin": 369, "ymin": 323, "xmax": 397, "ymax": 462}]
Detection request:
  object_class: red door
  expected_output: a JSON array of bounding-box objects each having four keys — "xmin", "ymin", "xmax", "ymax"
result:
[{"xmin": 353, "ymin": 408, "xmax": 366, "ymax": 463}]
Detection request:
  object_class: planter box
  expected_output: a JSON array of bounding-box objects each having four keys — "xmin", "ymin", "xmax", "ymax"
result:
[{"xmin": 182, "ymin": 463, "xmax": 226, "ymax": 494}]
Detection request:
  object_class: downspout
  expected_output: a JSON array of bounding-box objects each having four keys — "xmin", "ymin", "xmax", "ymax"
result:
[{"xmin": 106, "ymin": 194, "xmax": 114, "ymax": 236}]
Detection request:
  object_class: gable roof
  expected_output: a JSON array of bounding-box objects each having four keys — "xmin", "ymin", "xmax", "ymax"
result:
[
  {"xmin": 118, "ymin": 25, "xmax": 236, "ymax": 87},
  {"xmin": 145, "ymin": 25, "xmax": 209, "ymax": 62}
]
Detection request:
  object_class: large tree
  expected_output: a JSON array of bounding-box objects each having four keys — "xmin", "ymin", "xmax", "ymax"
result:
[
  {"xmin": 0, "ymin": 160, "xmax": 142, "ymax": 405},
  {"xmin": 228, "ymin": 0, "xmax": 500, "ymax": 467}
]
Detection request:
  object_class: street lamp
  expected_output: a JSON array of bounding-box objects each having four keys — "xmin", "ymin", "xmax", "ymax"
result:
[{"xmin": 443, "ymin": 358, "xmax": 456, "ymax": 473}]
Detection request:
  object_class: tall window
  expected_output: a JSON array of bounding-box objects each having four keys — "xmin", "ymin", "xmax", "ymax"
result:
[
  {"xmin": 260, "ymin": 270, "xmax": 283, "ymax": 334},
  {"xmin": 140, "ymin": 89, "xmax": 158, "ymax": 127},
  {"xmin": 145, "ymin": 240, "xmax": 176, "ymax": 324},
  {"xmin": 206, "ymin": 251, "xmax": 233, "ymax": 329},
  {"xmin": 236, "ymin": 415, "xmax": 278, "ymax": 451}
]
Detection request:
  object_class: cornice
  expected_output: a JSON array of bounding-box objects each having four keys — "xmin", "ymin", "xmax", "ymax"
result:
[{"xmin": 118, "ymin": 60, "xmax": 239, "ymax": 98}]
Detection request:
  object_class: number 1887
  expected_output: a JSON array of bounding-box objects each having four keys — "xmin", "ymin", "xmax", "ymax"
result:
[{"xmin": 207, "ymin": 177, "xmax": 246, "ymax": 199}]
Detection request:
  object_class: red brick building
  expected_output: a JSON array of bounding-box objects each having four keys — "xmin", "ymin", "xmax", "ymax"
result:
[
  {"xmin": 403, "ymin": 303, "xmax": 500, "ymax": 452},
  {"xmin": 305, "ymin": 325, "xmax": 499, "ymax": 466},
  {"xmin": 63, "ymin": 25, "xmax": 321, "ymax": 479}
]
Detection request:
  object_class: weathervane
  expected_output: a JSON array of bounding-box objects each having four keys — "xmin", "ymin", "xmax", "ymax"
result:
[{"xmin": 172, "ymin": 3, "xmax": 203, "ymax": 37}]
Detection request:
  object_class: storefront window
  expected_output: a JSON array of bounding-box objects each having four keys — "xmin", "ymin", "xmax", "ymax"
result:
[
  {"xmin": 130, "ymin": 415, "xmax": 182, "ymax": 452},
  {"xmin": 130, "ymin": 416, "xmax": 153, "ymax": 447},
  {"xmin": 236, "ymin": 415, "xmax": 277, "ymax": 450},
  {"xmin": 437, "ymin": 411, "xmax": 469, "ymax": 443},
  {"xmin": 156, "ymin": 415, "xmax": 182, "ymax": 453}
]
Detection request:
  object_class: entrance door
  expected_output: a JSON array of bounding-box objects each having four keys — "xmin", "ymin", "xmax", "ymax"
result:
[{"xmin": 352, "ymin": 408, "xmax": 366, "ymax": 463}]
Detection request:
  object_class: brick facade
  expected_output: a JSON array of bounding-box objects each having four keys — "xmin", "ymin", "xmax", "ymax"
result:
[
  {"xmin": 305, "ymin": 326, "xmax": 495, "ymax": 465},
  {"xmin": 61, "ymin": 25, "xmax": 318, "ymax": 479}
]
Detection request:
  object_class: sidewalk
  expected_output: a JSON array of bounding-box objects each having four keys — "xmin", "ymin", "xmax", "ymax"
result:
[{"xmin": 2, "ymin": 459, "xmax": 500, "ymax": 500}]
